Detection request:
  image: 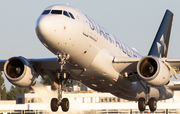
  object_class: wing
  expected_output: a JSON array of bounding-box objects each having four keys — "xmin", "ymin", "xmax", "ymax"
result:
[
  {"xmin": 165, "ymin": 59, "xmax": 180, "ymax": 73},
  {"xmin": 28, "ymin": 58, "xmax": 60, "ymax": 71},
  {"xmin": 0, "ymin": 56, "xmax": 80, "ymax": 83},
  {"xmin": 0, "ymin": 58, "xmax": 60, "ymax": 71},
  {"xmin": 0, "ymin": 56, "xmax": 84, "ymax": 88},
  {"xmin": 164, "ymin": 59, "xmax": 180, "ymax": 79},
  {"xmin": 167, "ymin": 82, "xmax": 180, "ymax": 90},
  {"xmin": 0, "ymin": 57, "xmax": 61, "ymax": 84},
  {"xmin": 113, "ymin": 56, "xmax": 140, "ymax": 75},
  {"xmin": 112, "ymin": 57, "xmax": 180, "ymax": 80},
  {"xmin": 28, "ymin": 58, "xmax": 65, "ymax": 82}
]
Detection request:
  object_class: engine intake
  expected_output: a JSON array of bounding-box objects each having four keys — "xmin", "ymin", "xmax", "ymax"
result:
[
  {"xmin": 139, "ymin": 57, "xmax": 157, "ymax": 78},
  {"xmin": 4, "ymin": 56, "xmax": 37, "ymax": 87},
  {"xmin": 137, "ymin": 56, "xmax": 171, "ymax": 86},
  {"xmin": 6, "ymin": 58, "xmax": 24, "ymax": 78}
]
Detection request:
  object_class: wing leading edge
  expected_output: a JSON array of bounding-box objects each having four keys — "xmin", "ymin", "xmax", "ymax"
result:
[{"xmin": 0, "ymin": 57, "xmax": 60, "ymax": 72}]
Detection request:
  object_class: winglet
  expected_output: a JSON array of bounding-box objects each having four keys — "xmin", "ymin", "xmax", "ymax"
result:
[{"xmin": 148, "ymin": 10, "xmax": 173, "ymax": 58}]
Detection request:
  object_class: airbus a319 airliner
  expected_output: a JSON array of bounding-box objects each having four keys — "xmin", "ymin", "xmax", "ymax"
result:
[{"xmin": 0, "ymin": 4, "xmax": 180, "ymax": 112}]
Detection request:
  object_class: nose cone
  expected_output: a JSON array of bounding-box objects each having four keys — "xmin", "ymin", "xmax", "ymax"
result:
[
  {"xmin": 36, "ymin": 16, "xmax": 54, "ymax": 41},
  {"xmin": 35, "ymin": 13, "xmax": 77, "ymax": 55},
  {"xmin": 35, "ymin": 15, "xmax": 61, "ymax": 54}
]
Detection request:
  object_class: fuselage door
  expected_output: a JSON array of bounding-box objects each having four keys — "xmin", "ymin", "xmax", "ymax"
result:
[{"xmin": 81, "ymin": 14, "xmax": 89, "ymax": 37}]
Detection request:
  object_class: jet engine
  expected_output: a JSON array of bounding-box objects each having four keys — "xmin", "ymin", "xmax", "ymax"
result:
[
  {"xmin": 4, "ymin": 56, "xmax": 37, "ymax": 87},
  {"xmin": 137, "ymin": 56, "xmax": 171, "ymax": 86}
]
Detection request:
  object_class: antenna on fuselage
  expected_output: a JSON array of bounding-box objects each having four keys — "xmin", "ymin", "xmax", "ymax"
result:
[{"xmin": 67, "ymin": 2, "xmax": 69, "ymax": 5}]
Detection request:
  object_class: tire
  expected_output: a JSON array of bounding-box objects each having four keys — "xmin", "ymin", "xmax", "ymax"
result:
[
  {"xmin": 61, "ymin": 98, "xmax": 69, "ymax": 112},
  {"xmin": 138, "ymin": 98, "xmax": 146, "ymax": 111},
  {"xmin": 51, "ymin": 98, "xmax": 59, "ymax": 112},
  {"xmin": 148, "ymin": 98, "xmax": 157, "ymax": 112}
]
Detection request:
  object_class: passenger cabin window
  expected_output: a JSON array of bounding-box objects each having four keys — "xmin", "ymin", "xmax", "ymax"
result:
[
  {"xmin": 51, "ymin": 10, "xmax": 62, "ymax": 14},
  {"xmin": 41, "ymin": 10, "xmax": 50, "ymax": 15},
  {"xmin": 63, "ymin": 11, "xmax": 70, "ymax": 18}
]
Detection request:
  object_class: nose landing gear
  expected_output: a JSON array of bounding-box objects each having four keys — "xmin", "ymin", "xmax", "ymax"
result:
[
  {"xmin": 50, "ymin": 53, "xmax": 70, "ymax": 112},
  {"xmin": 50, "ymin": 71, "xmax": 70, "ymax": 112},
  {"xmin": 51, "ymin": 97, "xmax": 69, "ymax": 112},
  {"xmin": 50, "ymin": 72, "xmax": 70, "ymax": 112}
]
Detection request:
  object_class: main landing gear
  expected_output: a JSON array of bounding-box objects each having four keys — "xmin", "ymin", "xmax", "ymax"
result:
[
  {"xmin": 138, "ymin": 87, "xmax": 157, "ymax": 112},
  {"xmin": 51, "ymin": 53, "xmax": 70, "ymax": 112},
  {"xmin": 138, "ymin": 97, "xmax": 157, "ymax": 112}
]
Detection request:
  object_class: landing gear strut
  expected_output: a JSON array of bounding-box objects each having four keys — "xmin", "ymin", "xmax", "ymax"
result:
[
  {"xmin": 51, "ymin": 53, "xmax": 70, "ymax": 112},
  {"xmin": 138, "ymin": 86, "xmax": 157, "ymax": 112}
]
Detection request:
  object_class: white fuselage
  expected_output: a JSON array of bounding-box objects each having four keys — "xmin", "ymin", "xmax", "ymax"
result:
[{"xmin": 36, "ymin": 5, "xmax": 173, "ymax": 101}]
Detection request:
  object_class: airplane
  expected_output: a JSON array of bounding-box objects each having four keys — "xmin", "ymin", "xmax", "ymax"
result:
[{"xmin": 0, "ymin": 4, "xmax": 180, "ymax": 112}]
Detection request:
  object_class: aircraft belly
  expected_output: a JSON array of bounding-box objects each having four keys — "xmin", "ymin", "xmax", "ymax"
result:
[
  {"xmin": 72, "ymin": 48, "xmax": 132, "ymax": 92},
  {"xmin": 111, "ymin": 81, "xmax": 173, "ymax": 101},
  {"xmin": 65, "ymin": 47, "xmax": 174, "ymax": 101}
]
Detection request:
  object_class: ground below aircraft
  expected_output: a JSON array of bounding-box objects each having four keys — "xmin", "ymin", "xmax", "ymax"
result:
[{"xmin": 0, "ymin": 4, "xmax": 180, "ymax": 112}]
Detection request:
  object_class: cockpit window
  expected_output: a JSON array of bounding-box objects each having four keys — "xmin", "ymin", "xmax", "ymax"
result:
[
  {"xmin": 68, "ymin": 12, "xmax": 75, "ymax": 19},
  {"xmin": 42, "ymin": 10, "xmax": 50, "ymax": 15},
  {"xmin": 63, "ymin": 11, "xmax": 70, "ymax": 18},
  {"xmin": 51, "ymin": 10, "xmax": 62, "ymax": 14},
  {"xmin": 42, "ymin": 9, "xmax": 75, "ymax": 20}
]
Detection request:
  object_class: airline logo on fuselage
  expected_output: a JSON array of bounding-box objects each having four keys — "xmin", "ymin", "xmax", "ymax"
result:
[{"xmin": 84, "ymin": 15, "xmax": 141, "ymax": 58}]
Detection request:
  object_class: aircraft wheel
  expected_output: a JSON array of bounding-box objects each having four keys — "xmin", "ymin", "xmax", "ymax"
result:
[
  {"xmin": 138, "ymin": 98, "xmax": 146, "ymax": 111},
  {"xmin": 51, "ymin": 98, "xmax": 59, "ymax": 112},
  {"xmin": 61, "ymin": 98, "xmax": 69, "ymax": 112},
  {"xmin": 148, "ymin": 98, "xmax": 157, "ymax": 112}
]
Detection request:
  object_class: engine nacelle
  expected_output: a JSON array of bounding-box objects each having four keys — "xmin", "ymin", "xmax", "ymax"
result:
[
  {"xmin": 4, "ymin": 56, "xmax": 37, "ymax": 87},
  {"xmin": 137, "ymin": 56, "xmax": 171, "ymax": 86}
]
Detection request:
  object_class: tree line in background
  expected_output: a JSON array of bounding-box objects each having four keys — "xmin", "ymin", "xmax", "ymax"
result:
[{"xmin": 0, "ymin": 72, "xmax": 29, "ymax": 100}]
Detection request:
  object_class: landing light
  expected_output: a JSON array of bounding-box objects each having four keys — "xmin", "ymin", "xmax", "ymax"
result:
[{"xmin": 124, "ymin": 72, "xmax": 128, "ymax": 77}]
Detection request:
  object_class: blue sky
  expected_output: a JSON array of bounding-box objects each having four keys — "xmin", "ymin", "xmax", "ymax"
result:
[{"xmin": 0, "ymin": 1, "xmax": 180, "ymax": 90}]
